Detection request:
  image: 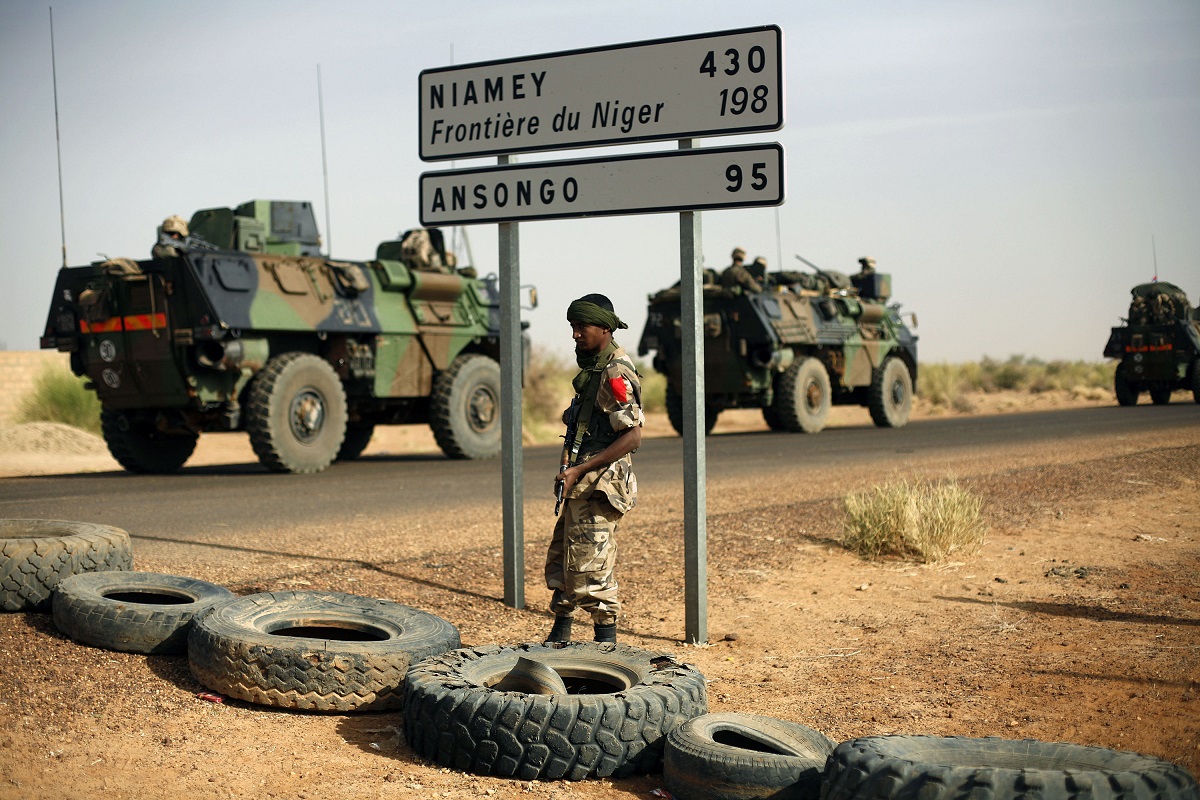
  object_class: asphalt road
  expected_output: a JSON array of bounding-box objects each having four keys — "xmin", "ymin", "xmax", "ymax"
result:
[{"xmin": 1, "ymin": 404, "xmax": 1197, "ymax": 539}]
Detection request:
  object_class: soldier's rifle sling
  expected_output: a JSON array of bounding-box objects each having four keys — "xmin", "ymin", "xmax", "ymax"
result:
[{"xmin": 554, "ymin": 367, "xmax": 604, "ymax": 516}]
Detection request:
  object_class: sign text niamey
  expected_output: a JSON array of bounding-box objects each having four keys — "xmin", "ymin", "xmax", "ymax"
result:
[
  {"xmin": 418, "ymin": 143, "xmax": 785, "ymax": 226},
  {"xmin": 418, "ymin": 25, "xmax": 783, "ymax": 161}
]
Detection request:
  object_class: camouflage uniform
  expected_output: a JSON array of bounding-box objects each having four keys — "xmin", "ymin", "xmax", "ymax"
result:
[{"xmin": 545, "ymin": 346, "xmax": 643, "ymax": 626}]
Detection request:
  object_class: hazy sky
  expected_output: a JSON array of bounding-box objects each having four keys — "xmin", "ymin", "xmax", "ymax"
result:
[{"xmin": 2, "ymin": 0, "xmax": 1197, "ymax": 364}]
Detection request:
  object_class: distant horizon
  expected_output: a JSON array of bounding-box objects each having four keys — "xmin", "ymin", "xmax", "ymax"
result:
[{"xmin": 2, "ymin": 1, "xmax": 1197, "ymax": 363}]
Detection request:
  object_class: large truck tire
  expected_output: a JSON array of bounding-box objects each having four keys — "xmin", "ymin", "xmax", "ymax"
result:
[
  {"xmin": 1, "ymin": 519, "xmax": 132, "ymax": 611},
  {"xmin": 52, "ymin": 571, "xmax": 233, "ymax": 654},
  {"xmin": 403, "ymin": 642, "xmax": 708, "ymax": 781},
  {"xmin": 245, "ymin": 352, "xmax": 348, "ymax": 474},
  {"xmin": 666, "ymin": 384, "xmax": 718, "ymax": 437},
  {"xmin": 868, "ymin": 356, "xmax": 914, "ymax": 428},
  {"xmin": 336, "ymin": 423, "xmax": 375, "ymax": 461},
  {"xmin": 664, "ymin": 712, "xmax": 836, "ymax": 800},
  {"xmin": 821, "ymin": 735, "xmax": 1200, "ymax": 800},
  {"xmin": 430, "ymin": 354, "xmax": 502, "ymax": 460},
  {"xmin": 101, "ymin": 409, "xmax": 198, "ymax": 474},
  {"xmin": 773, "ymin": 357, "xmax": 831, "ymax": 433},
  {"xmin": 1192, "ymin": 357, "xmax": 1200, "ymax": 404},
  {"xmin": 1114, "ymin": 364, "xmax": 1140, "ymax": 406},
  {"xmin": 188, "ymin": 590, "xmax": 459, "ymax": 711}
]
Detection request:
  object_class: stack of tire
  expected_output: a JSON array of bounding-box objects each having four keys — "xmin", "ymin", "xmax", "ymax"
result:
[{"xmin": 4, "ymin": 520, "xmax": 1198, "ymax": 797}]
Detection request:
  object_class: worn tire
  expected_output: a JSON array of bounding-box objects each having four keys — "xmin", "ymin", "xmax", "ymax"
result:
[
  {"xmin": 868, "ymin": 356, "xmax": 913, "ymax": 428},
  {"xmin": 773, "ymin": 357, "xmax": 831, "ymax": 433},
  {"xmin": 430, "ymin": 354, "xmax": 502, "ymax": 459},
  {"xmin": 1149, "ymin": 386, "xmax": 1173, "ymax": 405},
  {"xmin": 403, "ymin": 642, "xmax": 708, "ymax": 780},
  {"xmin": 188, "ymin": 590, "xmax": 459, "ymax": 711},
  {"xmin": 762, "ymin": 403, "xmax": 788, "ymax": 432},
  {"xmin": 821, "ymin": 735, "xmax": 1200, "ymax": 800},
  {"xmin": 52, "ymin": 571, "xmax": 234, "ymax": 654},
  {"xmin": 336, "ymin": 423, "xmax": 375, "ymax": 461},
  {"xmin": 1114, "ymin": 364, "xmax": 1140, "ymax": 406},
  {"xmin": 1192, "ymin": 358, "xmax": 1200, "ymax": 404},
  {"xmin": 666, "ymin": 384, "xmax": 718, "ymax": 436},
  {"xmin": 101, "ymin": 409, "xmax": 198, "ymax": 474},
  {"xmin": 1, "ymin": 519, "xmax": 132, "ymax": 611},
  {"xmin": 665, "ymin": 712, "xmax": 836, "ymax": 800},
  {"xmin": 245, "ymin": 352, "xmax": 348, "ymax": 474}
]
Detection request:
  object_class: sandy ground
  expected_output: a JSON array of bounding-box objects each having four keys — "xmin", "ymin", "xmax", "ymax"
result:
[{"xmin": 1, "ymin": 389, "xmax": 1197, "ymax": 800}]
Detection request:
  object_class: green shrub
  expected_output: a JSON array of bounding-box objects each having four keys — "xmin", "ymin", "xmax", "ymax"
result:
[
  {"xmin": 16, "ymin": 365, "xmax": 102, "ymax": 434},
  {"xmin": 920, "ymin": 357, "xmax": 1115, "ymax": 406},
  {"xmin": 842, "ymin": 477, "xmax": 986, "ymax": 563}
]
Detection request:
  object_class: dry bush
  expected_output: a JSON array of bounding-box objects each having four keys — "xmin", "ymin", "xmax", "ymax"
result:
[
  {"xmin": 16, "ymin": 365, "xmax": 101, "ymax": 434},
  {"xmin": 842, "ymin": 477, "xmax": 986, "ymax": 563}
]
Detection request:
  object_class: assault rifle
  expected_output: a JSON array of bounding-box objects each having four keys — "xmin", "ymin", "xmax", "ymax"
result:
[{"xmin": 554, "ymin": 399, "xmax": 581, "ymax": 516}]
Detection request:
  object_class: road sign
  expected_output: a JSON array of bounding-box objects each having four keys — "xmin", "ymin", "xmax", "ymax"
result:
[
  {"xmin": 419, "ymin": 25, "xmax": 783, "ymax": 161},
  {"xmin": 419, "ymin": 143, "xmax": 784, "ymax": 226}
]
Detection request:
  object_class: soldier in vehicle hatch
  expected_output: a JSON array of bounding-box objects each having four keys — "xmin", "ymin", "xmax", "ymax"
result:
[
  {"xmin": 545, "ymin": 294, "xmax": 644, "ymax": 645},
  {"xmin": 720, "ymin": 247, "xmax": 763, "ymax": 294},
  {"xmin": 152, "ymin": 215, "xmax": 189, "ymax": 259}
]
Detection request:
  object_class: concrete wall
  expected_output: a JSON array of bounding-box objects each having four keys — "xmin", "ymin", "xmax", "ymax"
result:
[{"xmin": 0, "ymin": 351, "xmax": 72, "ymax": 425}]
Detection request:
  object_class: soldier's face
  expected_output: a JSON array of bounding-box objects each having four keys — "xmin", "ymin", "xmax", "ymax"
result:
[{"xmin": 571, "ymin": 322, "xmax": 611, "ymax": 354}]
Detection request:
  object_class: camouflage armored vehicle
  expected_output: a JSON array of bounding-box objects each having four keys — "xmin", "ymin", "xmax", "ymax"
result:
[
  {"xmin": 1103, "ymin": 281, "xmax": 1200, "ymax": 405},
  {"xmin": 40, "ymin": 200, "xmax": 528, "ymax": 474},
  {"xmin": 637, "ymin": 258, "xmax": 918, "ymax": 435}
]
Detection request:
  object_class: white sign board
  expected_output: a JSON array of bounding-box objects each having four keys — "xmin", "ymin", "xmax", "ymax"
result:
[
  {"xmin": 419, "ymin": 25, "xmax": 783, "ymax": 161},
  {"xmin": 419, "ymin": 143, "xmax": 784, "ymax": 226}
]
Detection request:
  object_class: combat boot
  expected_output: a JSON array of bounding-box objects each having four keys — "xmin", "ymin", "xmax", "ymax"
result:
[
  {"xmin": 593, "ymin": 622, "xmax": 617, "ymax": 643},
  {"xmin": 545, "ymin": 615, "xmax": 573, "ymax": 643}
]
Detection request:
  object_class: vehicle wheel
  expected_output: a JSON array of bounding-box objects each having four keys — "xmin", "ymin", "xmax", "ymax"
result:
[
  {"xmin": 336, "ymin": 423, "xmax": 375, "ymax": 461},
  {"xmin": 1149, "ymin": 386, "xmax": 1172, "ymax": 405},
  {"xmin": 430, "ymin": 354, "xmax": 502, "ymax": 459},
  {"xmin": 869, "ymin": 356, "xmax": 914, "ymax": 428},
  {"xmin": 762, "ymin": 403, "xmax": 788, "ymax": 431},
  {"xmin": 100, "ymin": 409, "xmax": 198, "ymax": 474},
  {"xmin": 666, "ymin": 384, "xmax": 718, "ymax": 436},
  {"xmin": 1, "ymin": 519, "xmax": 132, "ymax": 611},
  {"xmin": 664, "ymin": 712, "xmax": 836, "ymax": 800},
  {"xmin": 188, "ymin": 590, "xmax": 460, "ymax": 711},
  {"xmin": 52, "ymin": 571, "xmax": 233, "ymax": 654},
  {"xmin": 1192, "ymin": 358, "xmax": 1200, "ymax": 404},
  {"xmin": 772, "ymin": 357, "xmax": 831, "ymax": 433},
  {"xmin": 245, "ymin": 353, "xmax": 347, "ymax": 474},
  {"xmin": 403, "ymin": 642, "xmax": 708, "ymax": 781},
  {"xmin": 1114, "ymin": 364, "xmax": 1140, "ymax": 406},
  {"xmin": 821, "ymin": 735, "xmax": 1200, "ymax": 800}
]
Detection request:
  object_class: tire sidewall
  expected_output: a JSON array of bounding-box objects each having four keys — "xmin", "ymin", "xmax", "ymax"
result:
[
  {"xmin": 52, "ymin": 571, "xmax": 234, "ymax": 654},
  {"xmin": 432, "ymin": 354, "xmax": 502, "ymax": 459}
]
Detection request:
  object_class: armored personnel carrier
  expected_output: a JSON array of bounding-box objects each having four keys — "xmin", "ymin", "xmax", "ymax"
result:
[
  {"xmin": 40, "ymin": 200, "xmax": 528, "ymax": 474},
  {"xmin": 1103, "ymin": 281, "xmax": 1200, "ymax": 405},
  {"xmin": 637, "ymin": 258, "xmax": 918, "ymax": 435}
]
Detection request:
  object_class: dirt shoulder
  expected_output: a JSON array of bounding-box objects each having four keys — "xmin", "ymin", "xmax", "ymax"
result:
[{"xmin": 1, "ymin": 392, "xmax": 1197, "ymax": 800}]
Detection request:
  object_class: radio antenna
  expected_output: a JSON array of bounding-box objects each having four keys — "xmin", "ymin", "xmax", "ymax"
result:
[
  {"xmin": 317, "ymin": 64, "xmax": 332, "ymax": 255},
  {"xmin": 1151, "ymin": 235, "xmax": 1158, "ymax": 282},
  {"xmin": 50, "ymin": 7, "xmax": 68, "ymax": 268}
]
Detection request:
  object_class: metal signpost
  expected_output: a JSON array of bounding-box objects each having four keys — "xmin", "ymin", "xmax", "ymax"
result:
[{"xmin": 418, "ymin": 25, "xmax": 784, "ymax": 645}]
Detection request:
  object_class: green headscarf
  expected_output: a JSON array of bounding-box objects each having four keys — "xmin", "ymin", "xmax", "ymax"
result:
[{"xmin": 566, "ymin": 300, "xmax": 627, "ymax": 332}]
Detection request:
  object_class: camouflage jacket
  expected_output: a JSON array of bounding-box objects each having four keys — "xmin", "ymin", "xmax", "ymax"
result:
[{"xmin": 566, "ymin": 345, "xmax": 643, "ymax": 514}]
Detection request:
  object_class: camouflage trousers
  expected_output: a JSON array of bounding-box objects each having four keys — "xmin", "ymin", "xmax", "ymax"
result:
[{"xmin": 544, "ymin": 494, "xmax": 623, "ymax": 625}]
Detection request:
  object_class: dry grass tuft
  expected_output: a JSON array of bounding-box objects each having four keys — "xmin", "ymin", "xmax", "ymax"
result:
[{"xmin": 842, "ymin": 477, "xmax": 986, "ymax": 563}]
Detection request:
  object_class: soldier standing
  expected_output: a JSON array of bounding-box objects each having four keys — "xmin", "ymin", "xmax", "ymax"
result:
[
  {"xmin": 720, "ymin": 247, "xmax": 763, "ymax": 293},
  {"xmin": 546, "ymin": 294, "xmax": 644, "ymax": 644}
]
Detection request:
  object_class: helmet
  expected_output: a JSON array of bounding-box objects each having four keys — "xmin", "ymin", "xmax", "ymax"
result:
[
  {"xmin": 731, "ymin": 247, "xmax": 746, "ymax": 261},
  {"xmin": 859, "ymin": 256, "xmax": 876, "ymax": 269},
  {"xmin": 161, "ymin": 215, "xmax": 189, "ymax": 237},
  {"xmin": 752, "ymin": 256, "xmax": 767, "ymax": 267}
]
